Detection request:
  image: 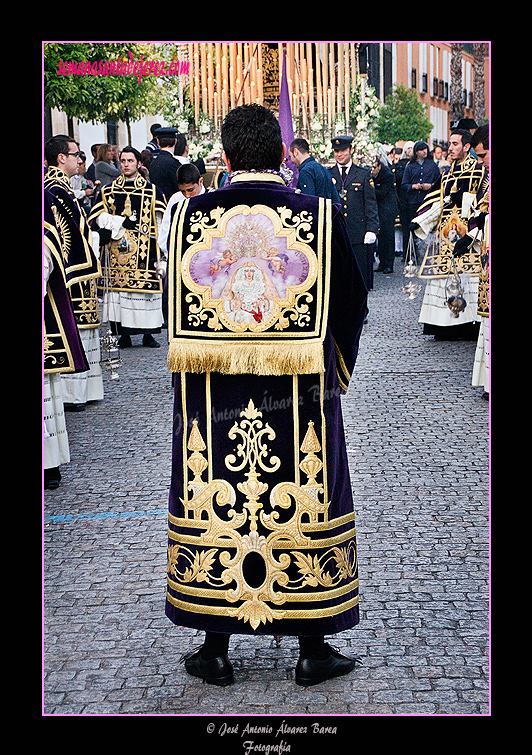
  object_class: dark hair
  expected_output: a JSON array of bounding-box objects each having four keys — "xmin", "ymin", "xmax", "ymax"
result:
[
  {"xmin": 290, "ymin": 137, "xmax": 310, "ymax": 154},
  {"xmin": 140, "ymin": 149, "xmax": 154, "ymax": 169},
  {"xmin": 156, "ymin": 133, "xmax": 177, "ymax": 149},
  {"xmin": 120, "ymin": 146, "xmax": 142, "ymax": 162},
  {"xmin": 150, "ymin": 123, "xmax": 162, "ymax": 137},
  {"xmin": 175, "ymin": 133, "xmax": 187, "ymax": 156},
  {"xmin": 471, "ymin": 123, "xmax": 489, "ymax": 150},
  {"xmin": 455, "ymin": 118, "xmax": 478, "ymax": 130},
  {"xmin": 409, "ymin": 140, "xmax": 432, "ymax": 162},
  {"xmin": 451, "ymin": 129, "xmax": 472, "ymax": 146},
  {"xmin": 44, "ymin": 134, "xmax": 76, "ymax": 166},
  {"xmin": 221, "ymin": 104, "xmax": 283, "ymax": 171},
  {"xmin": 177, "ymin": 163, "xmax": 201, "ymax": 185}
]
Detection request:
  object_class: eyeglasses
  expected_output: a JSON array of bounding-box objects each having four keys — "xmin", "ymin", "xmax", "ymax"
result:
[{"xmin": 64, "ymin": 151, "xmax": 82, "ymax": 158}]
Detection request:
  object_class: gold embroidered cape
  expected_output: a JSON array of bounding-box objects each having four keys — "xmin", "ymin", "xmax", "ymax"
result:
[
  {"xmin": 89, "ymin": 174, "xmax": 166, "ymax": 294},
  {"xmin": 472, "ymin": 179, "xmax": 490, "ymax": 317},
  {"xmin": 164, "ymin": 175, "xmax": 368, "ymax": 636},
  {"xmin": 44, "ymin": 190, "xmax": 89, "ymax": 375},
  {"xmin": 415, "ymin": 155, "xmax": 486, "ymax": 279},
  {"xmin": 44, "ymin": 167, "xmax": 101, "ymax": 329}
]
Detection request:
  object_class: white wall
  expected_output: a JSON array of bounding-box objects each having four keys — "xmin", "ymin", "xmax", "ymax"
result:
[{"xmin": 50, "ymin": 109, "xmax": 172, "ymax": 160}]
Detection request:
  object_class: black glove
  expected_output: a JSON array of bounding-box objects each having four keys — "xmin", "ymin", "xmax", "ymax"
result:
[
  {"xmin": 450, "ymin": 189, "xmax": 464, "ymax": 207},
  {"xmin": 97, "ymin": 227, "xmax": 112, "ymax": 245},
  {"xmin": 122, "ymin": 216, "xmax": 137, "ymax": 230},
  {"xmin": 410, "ymin": 221, "xmax": 419, "ymax": 231},
  {"xmin": 475, "ymin": 212, "xmax": 486, "ymax": 231},
  {"xmin": 452, "ymin": 234, "xmax": 471, "ymax": 257}
]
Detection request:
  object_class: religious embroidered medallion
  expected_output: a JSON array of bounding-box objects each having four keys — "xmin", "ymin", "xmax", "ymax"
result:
[{"xmin": 167, "ymin": 199, "xmax": 331, "ymax": 376}]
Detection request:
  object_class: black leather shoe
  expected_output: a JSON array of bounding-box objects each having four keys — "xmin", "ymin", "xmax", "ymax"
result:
[
  {"xmin": 64, "ymin": 403, "xmax": 86, "ymax": 412},
  {"xmin": 295, "ymin": 644, "xmax": 362, "ymax": 687},
  {"xmin": 142, "ymin": 335, "xmax": 161, "ymax": 348},
  {"xmin": 182, "ymin": 646, "xmax": 234, "ymax": 687},
  {"xmin": 44, "ymin": 467, "xmax": 61, "ymax": 490}
]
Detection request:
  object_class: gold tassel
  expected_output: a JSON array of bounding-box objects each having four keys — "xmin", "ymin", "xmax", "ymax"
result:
[
  {"xmin": 123, "ymin": 194, "xmax": 132, "ymax": 218},
  {"xmin": 167, "ymin": 339, "xmax": 325, "ymax": 376}
]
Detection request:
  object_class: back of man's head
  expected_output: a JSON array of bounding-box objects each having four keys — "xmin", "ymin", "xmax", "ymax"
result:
[
  {"xmin": 221, "ymin": 104, "xmax": 283, "ymax": 172},
  {"xmin": 177, "ymin": 163, "xmax": 201, "ymax": 186},
  {"xmin": 157, "ymin": 135, "xmax": 177, "ymax": 149},
  {"xmin": 290, "ymin": 138, "xmax": 310, "ymax": 155}
]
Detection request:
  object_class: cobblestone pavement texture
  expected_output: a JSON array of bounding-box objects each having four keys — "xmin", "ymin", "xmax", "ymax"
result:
[{"xmin": 43, "ymin": 270, "xmax": 490, "ymax": 717}]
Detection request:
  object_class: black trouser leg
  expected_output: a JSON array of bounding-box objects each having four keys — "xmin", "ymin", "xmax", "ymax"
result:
[
  {"xmin": 298, "ymin": 635, "xmax": 328, "ymax": 659},
  {"xmin": 202, "ymin": 631, "xmax": 230, "ymax": 659}
]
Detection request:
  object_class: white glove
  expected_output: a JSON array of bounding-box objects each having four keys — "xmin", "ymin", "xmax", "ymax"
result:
[
  {"xmin": 91, "ymin": 231, "xmax": 101, "ymax": 258},
  {"xmin": 97, "ymin": 212, "xmax": 126, "ymax": 240},
  {"xmin": 364, "ymin": 232, "xmax": 376, "ymax": 244}
]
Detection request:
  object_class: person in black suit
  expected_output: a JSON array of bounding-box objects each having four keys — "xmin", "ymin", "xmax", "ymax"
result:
[
  {"xmin": 329, "ymin": 136, "xmax": 379, "ymax": 290},
  {"xmin": 371, "ymin": 154, "xmax": 399, "ymax": 273},
  {"xmin": 174, "ymin": 132, "xmax": 206, "ymax": 177},
  {"xmin": 148, "ymin": 127, "xmax": 181, "ymax": 201}
]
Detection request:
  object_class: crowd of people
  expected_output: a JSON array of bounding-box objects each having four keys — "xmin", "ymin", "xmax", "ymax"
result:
[
  {"xmin": 287, "ymin": 120, "xmax": 488, "ymax": 406},
  {"xmin": 43, "ymin": 106, "xmax": 489, "ymax": 688}
]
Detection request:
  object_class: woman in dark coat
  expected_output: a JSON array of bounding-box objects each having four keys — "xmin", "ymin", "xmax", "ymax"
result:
[{"xmin": 401, "ymin": 140, "xmax": 441, "ymax": 224}]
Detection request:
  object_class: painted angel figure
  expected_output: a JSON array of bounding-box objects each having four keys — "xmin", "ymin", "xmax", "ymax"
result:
[
  {"xmin": 266, "ymin": 247, "xmax": 288, "ymax": 276},
  {"xmin": 209, "ymin": 249, "xmax": 238, "ymax": 276}
]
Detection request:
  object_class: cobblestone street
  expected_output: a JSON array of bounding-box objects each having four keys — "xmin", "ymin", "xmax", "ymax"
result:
[{"xmin": 43, "ymin": 269, "xmax": 490, "ymax": 719}]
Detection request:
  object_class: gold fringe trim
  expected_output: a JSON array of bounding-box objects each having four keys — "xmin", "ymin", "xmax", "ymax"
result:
[{"xmin": 167, "ymin": 339, "xmax": 325, "ymax": 376}]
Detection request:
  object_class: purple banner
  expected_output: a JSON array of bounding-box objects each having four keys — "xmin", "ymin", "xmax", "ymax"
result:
[{"xmin": 278, "ymin": 45, "xmax": 298, "ymax": 187}]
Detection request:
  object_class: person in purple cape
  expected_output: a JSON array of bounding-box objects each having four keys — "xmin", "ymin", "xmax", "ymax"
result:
[{"xmin": 164, "ymin": 104, "xmax": 367, "ymax": 687}]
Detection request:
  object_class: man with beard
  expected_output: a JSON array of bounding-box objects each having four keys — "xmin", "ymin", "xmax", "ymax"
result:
[
  {"xmin": 412, "ymin": 129, "xmax": 486, "ymax": 340},
  {"xmin": 43, "ymin": 135, "xmax": 103, "ymax": 418}
]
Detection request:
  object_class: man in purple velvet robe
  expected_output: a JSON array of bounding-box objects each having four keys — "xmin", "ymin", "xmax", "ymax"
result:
[
  {"xmin": 44, "ymin": 189, "xmax": 91, "ymax": 489},
  {"xmin": 164, "ymin": 104, "xmax": 367, "ymax": 687}
]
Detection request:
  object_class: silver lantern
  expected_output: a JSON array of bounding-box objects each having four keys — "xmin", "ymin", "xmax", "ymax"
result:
[
  {"xmin": 445, "ymin": 256, "xmax": 467, "ymax": 317},
  {"xmin": 401, "ymin": 233, "xmax": 422, "ymax": 300}
]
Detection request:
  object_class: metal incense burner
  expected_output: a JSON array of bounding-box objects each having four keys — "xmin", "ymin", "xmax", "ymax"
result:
[
  {"xmin": 401, "ymin": 233, "xmax": 421, "ymax": 300},
  {"xmin": 100, "ymin": 328, "xmax": 123, "ymax": 380},
  {"xmin": 445, "ymin": 256, "xmax": 467, "ymax": 317}
]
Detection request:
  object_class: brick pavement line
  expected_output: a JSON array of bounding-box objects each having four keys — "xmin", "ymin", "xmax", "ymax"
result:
[{"xmin": 44, "ymin": 510, "xmax": 168, "ymax": 522}]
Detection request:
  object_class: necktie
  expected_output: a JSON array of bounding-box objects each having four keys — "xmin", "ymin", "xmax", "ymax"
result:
[{"xmin": 341, "ymin": 166, "xmax": 347, "ymax": 184}]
